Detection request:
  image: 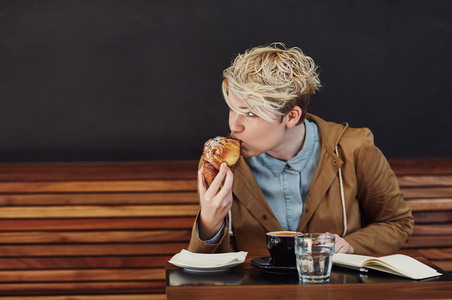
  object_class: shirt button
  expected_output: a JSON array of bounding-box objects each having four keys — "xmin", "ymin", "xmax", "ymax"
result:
[
  {"xmin": 261, "ymin": 214, "xmax": 268, "ymax": 220},
  {"xmin": 305, "ymin": 208, "xmax": 309, "ymax": 213}
]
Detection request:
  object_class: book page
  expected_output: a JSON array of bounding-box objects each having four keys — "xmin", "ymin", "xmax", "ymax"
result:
[
  {"xmin": 365, "ymin": 254, "xmax": 441, "ymax": 280},
  {"xmin": 332, "ymin": 253, "xmax": 376, "ymax": 268},
  {"xmin": 333, "ymin": 253, "xmax": 442, "ymax": 280}
]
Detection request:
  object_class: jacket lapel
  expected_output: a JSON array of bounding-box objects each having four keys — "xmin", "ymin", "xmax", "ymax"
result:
[
  {"xmin": 232, "ymin": 157, "xmax": 283, "ymax": 232},
  {"xmin": 297, "ymin": 114, "xmax": 347, "ymax": 232},
  {"xmin": 297, "ymin": 148, "xmax": 342, "ymax": 231}
]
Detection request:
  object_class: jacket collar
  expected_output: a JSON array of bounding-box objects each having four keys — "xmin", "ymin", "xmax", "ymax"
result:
[{"xmin": 306, "ymin": 113, "xmax": 348, "ymax": 159}]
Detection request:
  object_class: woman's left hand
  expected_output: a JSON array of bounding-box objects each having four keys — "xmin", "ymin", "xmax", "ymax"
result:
[{"xmin": 332, "ymin": 234, "xmax": 354, "ymax": 253}]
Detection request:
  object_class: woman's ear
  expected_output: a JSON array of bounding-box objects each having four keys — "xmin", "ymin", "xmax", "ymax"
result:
[{"xmin": 286, "ymin": 106, "xmax": 302, "ymax": 128}]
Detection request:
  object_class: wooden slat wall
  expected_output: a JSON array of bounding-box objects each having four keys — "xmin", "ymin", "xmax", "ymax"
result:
[
  {"xmin": 391, "ymin": 158, "xmax": 452, "ymax": 273},
  {"xmin": 0, "ymin": 158, "xmax": 451, "ymax": 298},
  {"xmin": 0, "ymin": 161, "xmax": 199, "ymax": 299}
]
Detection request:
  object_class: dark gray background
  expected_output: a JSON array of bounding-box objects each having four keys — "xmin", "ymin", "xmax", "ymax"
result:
[{"xmin": 1, "ymin": 0, "xmax": 451, "ymax": 162}]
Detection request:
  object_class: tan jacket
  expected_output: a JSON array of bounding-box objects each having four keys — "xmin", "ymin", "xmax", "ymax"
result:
[{"xmin": 188, "ymin": 114, "xmax": 414, "ymax": 256}]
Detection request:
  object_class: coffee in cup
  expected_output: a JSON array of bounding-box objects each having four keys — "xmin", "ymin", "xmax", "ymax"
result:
[{"xmin": 266, "ymin": 231, "xmax": 301, "ymax": 267}]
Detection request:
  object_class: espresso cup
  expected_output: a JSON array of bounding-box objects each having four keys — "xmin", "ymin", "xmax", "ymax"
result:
[{"xmin": 266, "ymin": 231, "xmax": 301, "ymax": 267}]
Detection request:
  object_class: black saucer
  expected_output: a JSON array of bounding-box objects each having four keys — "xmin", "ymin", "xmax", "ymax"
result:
[{"xmin": 250, "ymin": 257, "xmax": 297, "ymax": 274}]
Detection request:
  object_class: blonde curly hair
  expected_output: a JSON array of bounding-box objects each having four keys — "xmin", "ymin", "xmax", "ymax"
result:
[{"xmin": 222, "ymin": 42, "xmax": 321, "ymax": 124}]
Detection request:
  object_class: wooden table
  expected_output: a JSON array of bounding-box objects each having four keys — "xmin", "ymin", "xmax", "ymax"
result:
[{"xmin": 166, "ymin": 254, "xmax": 452, "ymax": 300}]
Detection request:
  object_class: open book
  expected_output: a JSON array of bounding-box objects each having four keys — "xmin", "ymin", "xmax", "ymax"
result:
[{"xmin": 333, "ymin": 253, "xmax": 442, "ymax": 280}]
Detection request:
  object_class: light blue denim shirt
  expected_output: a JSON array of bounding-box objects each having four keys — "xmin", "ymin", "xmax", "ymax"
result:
[{"xmin": 247, "ymin": 119, "xmax": 321, "ymax": 231}]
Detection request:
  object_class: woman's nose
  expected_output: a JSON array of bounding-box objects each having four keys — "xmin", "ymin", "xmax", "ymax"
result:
[{"xmin": 229, "ymin": 111, "xmax": 244, "ymax": 133}]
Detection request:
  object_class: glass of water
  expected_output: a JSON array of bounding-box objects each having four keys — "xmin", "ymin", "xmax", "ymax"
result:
[{"xmin": 294, "ymin": 233, "xmax": 335, "ymax": 283}]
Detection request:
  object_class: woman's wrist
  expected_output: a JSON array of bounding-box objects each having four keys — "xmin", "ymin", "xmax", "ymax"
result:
[{"xmin": 198, "ymin": 214, "xmax": 225, "ymax": 240}]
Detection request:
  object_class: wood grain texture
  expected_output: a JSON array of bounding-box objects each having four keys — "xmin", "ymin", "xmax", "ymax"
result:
[
  {"xmin": 0, "ymin": 204, "xmax": 199, "ymax": 218},
  {"xmin": 412, "ymin": 211, "xmax": 452, "ymax": 223},
  {"xmin": 0, "ymin": 192, "xmax": 198, "ymax": 205},
  {"xmin": 0, "ymin": 255, "xmax": 172, "ymax": 269},
  {"xmin": 0, "ymin": 179, "xmax": 197, "ymax": 193},
  {"xmin": 413, "ymin": 224, "xmax": 452, "ymax": 235},
  {"xmin": 0, "ymin": 243, "xmax": 188, "ymax": 256},
  {"xmin": 404, "ymin": 236, "xmax": 452, "ymax": 248},
  {"xmin": 0, "ymin": 296, "xmax": 166, "ymax": 300},
  {"xmin": 388, "ymin": 158, "xmax": 452, "ymax": 175},
  {"xmin": 0, "ymin": 268, "xmax": 165, "ymax": 282},
  {"xmin": 0, "ymin": 281, "xmax": 165, "ymax": 295},
  {"xmin": 396, "ymin": 175, "xmax": 452, "ymax": 187},
  {"xmin": 0, "ymin": 162, "xmax": 198, "ymax": 297},
  {"xmin": 405, "ymin": 198, "xmax": 452, "ymax": 211},
  {"xmin": 389, "ymin": 159, "xmax": 452, "ymax": 275},
  {"xmin": 0, "ymin": 161, "xmax": 198, "ymax": 181},
  {"xmin": 0, "ymin": 230, "xmax": 191, "ymax": 244},
  {"xmin": 401, "ymin": 187, "xmax": 452, "ymax": 199},
  {"xmin": 0, "ymin": 159, "xmax": 451, "ymax": 298},
  {"xmin": 0, "ymin": 217, "xmax": 196, "ymax": 231}
]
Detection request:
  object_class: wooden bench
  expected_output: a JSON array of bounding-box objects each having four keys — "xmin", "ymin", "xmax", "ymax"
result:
[
  {"xmin": 0, "ymin": 158, "xmax": 451, "ymax": 299},
  {"xmin": 392, "ymin": 158, "xmax": 452, "ymax": 273},
  {"xmin": 0, "ymin": 161, "xmax": 200, "ymax": 299}
]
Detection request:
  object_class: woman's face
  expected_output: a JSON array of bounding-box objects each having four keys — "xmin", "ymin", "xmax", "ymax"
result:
[{"xmin": 228, "ymin": 92, "xmax": 289, "ymax": 158}]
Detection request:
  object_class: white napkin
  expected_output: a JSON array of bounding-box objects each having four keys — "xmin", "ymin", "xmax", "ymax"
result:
[{"xmin": 170, "ymin": 249, "xmax": 248, "ymax": 268}]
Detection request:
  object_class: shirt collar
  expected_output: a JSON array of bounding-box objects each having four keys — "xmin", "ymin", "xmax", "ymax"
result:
[{"xmin": 261, "ymin": 119, "xmax": 318, "ymax": 176}]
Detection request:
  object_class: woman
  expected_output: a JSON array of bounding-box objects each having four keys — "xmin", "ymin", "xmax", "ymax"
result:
[{"xmin": 188, "ymin": 43, "xmax": 414, "ymax": 256}]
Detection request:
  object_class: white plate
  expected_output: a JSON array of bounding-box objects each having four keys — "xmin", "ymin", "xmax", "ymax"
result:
[{"xmin": 168, "ymin": 251, "xmax": 247, "ymax": 273}]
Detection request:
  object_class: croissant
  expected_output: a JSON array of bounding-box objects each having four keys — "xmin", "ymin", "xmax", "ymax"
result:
[{"xmin": 202, "ymin": 134, "xmax": 241, "ymax": 185}]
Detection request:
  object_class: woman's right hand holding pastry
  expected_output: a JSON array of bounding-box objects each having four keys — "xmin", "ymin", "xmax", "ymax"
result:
[{"xmin": 198, "ymin": 163, "xmax": 234, "ymax": 240}]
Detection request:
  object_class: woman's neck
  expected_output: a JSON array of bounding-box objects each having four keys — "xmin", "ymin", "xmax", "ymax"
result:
[{"xmin": 267, "ymin": 122, "xmax": 306, "ymax": 162}]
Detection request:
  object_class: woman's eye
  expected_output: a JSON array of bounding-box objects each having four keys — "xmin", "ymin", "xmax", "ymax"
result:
[{"xmin": 246, "ymin": 112, "xmax": 256, "ymax": 117}]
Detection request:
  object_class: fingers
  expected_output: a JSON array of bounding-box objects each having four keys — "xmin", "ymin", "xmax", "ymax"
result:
[
  {"xmin": 216, "ymin": 165, "xmax": 234, "ymax": 199},
  {"xmin": 334, "ymin": 234, "xmax": 344, "ymax": 253},
  {"xmin": 333, "ymin": 234, "xmax": 354, "ymax": 254},
  {"xmin": 200, "ymin": 163, "xmax": 233, "ymax": 216},
  {"xmin": 205, "ymin": 163, "xmax": 230, "ymax": 199},
  {"xmin": 323, "ymin": 233, "xmax": 354, "ymax": 254},
  {"xmin": 198, "ymin": 165, "xmax": 207, "ymax": 198},
  {"xmin": 335, "ymin": 243, "xmax": 345, "ymax": 253}
]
